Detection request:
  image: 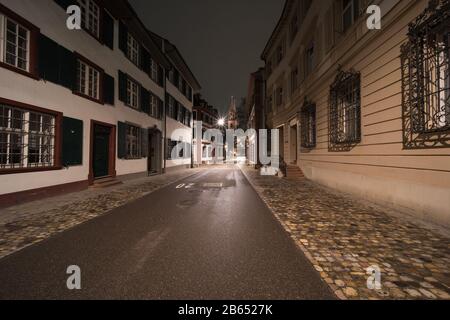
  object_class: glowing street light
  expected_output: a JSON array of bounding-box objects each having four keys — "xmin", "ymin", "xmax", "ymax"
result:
[{"xmin": 217, "ymin": 118, "xmax": 225, "ymax": 127}]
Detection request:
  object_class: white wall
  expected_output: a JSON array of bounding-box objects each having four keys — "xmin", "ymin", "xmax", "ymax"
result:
[{"xmin": 0, "ymin": 0, "xmax": 164, "ymax": 195}]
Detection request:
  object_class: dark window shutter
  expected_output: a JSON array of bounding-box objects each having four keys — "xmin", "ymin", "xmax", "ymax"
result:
[
  {"xmin": 102, "ymin": 10, "xmax": 114, "ymax": 50},
  {"xmin": 62, "ymin": 117, "xmax": 83, "ymax": 166},
  {"xmin": 141, "ymin": 128, "xmax": 148, "ymax": 158},
  {"xmin": 140, "ymin": 47, "xmax": 151, "ymax": 74},
  {"xmin": 103, "ymin": 73, "xmax": 115, "ymax": 105},
  {"xmin": 54, "ymin": 0, "xmax": 77, "ymax": 10},
  {"xmin": 118, "ymin": 71, "xmax": 127, "ymax": 102},
  {"xmin": 140, "ymin": 86, "xmax": 150, "ymax": 114},
  {"xmin": 158, "ymin": 65, "xmax": 164, "ymax": 87},
  {"xmin": 39, "ymin": 34, "xmax": 59, "ymax": 84},
  {"xmin": 119, "ymin": 21, "xmax": 128, "ymax": 54},
  {"xmin": 58, "ymin": 45, "xmax": 76, "ymax": 90},
  {"xmin": 158, "ymin": 98, "xmax": 164, "ymax": 119},
  {"xmin": 117, "ymin": 121, "xmax": 127, "ymax": 159}
]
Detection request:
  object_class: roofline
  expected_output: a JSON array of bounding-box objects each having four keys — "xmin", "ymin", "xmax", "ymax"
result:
[
  {"xmin": 260, "ymin": 0, "xmax": 291, "ymax": 61},
  {"xmin": 123, "ymin": 0, "xmax": 171, "ymax": 68},
  {"xmin": 148, "ymin": 31, "xmax": 202, "ymax": 91}
]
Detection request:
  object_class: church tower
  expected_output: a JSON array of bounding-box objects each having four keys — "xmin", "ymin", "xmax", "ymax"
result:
[{"xmin": 227, "ymin": 96, "xmax": 239, "ymax": 129}]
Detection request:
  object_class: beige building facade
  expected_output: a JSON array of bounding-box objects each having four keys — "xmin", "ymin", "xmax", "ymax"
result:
[{"xmin": 262, "ymin": 0, "xmax": 450, "ymax": 227}]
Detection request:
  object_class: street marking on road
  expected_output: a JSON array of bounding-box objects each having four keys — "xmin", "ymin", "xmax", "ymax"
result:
[{"xmin": 202, "ymin": 183, "xmax": 223, "ymax": 188}]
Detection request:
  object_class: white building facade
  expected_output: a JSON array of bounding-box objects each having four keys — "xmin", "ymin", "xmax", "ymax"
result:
[{"xmin": 0, "ymin": 0, "xmax": 172, "ymax": 206}]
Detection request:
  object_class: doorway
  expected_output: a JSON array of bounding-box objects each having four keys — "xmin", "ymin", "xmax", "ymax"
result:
[
  {"xmin": 290, "ymin": 124, "xmax": 298, "ymax": 164},
  {"xmin": 89, "ymin": 121, "xmax": 116, "ymax": 184},
  {"xmin": 148, "ymin": 128, "xmax": 162, "ymax": 175}
]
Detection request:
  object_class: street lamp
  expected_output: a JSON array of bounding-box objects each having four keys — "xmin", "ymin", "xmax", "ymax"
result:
[{"xmin": 217, "ymin": 118, "xmax": 225, "ymax": 127}]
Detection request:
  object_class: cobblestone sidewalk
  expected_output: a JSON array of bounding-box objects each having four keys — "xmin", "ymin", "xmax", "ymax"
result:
[
  {"xmin": 0, "ymin": 168, "xmax": 203, "ymax": 259},
  {"xmin": 241, "ymin": 166, "xmax": 450, "ymax": 300}
]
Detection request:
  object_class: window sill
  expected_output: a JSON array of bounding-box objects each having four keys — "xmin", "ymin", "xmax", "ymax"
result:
[
  {"xmin": 73, "ymin": 91, "xmax": 104, "ymax": 105},
  {"xmin": 0, "ymin": 165, "xmax": 63, "ymax": 175},
  {"xmin": 0, "ymin": 62, "xmax": 39, "ymax": 80}
]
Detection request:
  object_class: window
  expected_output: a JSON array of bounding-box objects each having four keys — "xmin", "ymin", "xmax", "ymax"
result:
[
  {"xmin": 184, "ymin": 110, "xmax": 191, "ymax": 127},
  {"xmin": 277, "ymin": 44, "xmax": 284, "ymax": 63},
  {"xmin": 0, "ymin": 104, "xmax": 56, "ymax": 169},
  {"xmin": 0, "ymin": 15, "xmax": 30, "ymax": 71},
  {"xmin": 401, "ymin": 2, "xmax": 450, "ymax": 149},
  {"xmin": 291, "ymin": 67, "xmax": 299, "ymax": 94},
  {"xmin": 126, "ymin": 78, "xmax": 139, "ymax": 109},
  {"xmin": 342, "ymin": 0, "xmax": 359, "ymax": 32},
  {"xmin": 126, "ymin": 124, "xmax": 141, "ymax": 159},
  {"xmin": 166, "ymin": 139, "xmax": 178, "ymax": 160},
  {"xmin": 329, "ymin": 70, "xmax": 361, "ymax": 151},
  {"xmin": 127, "ymin": 33, "xmax": 139, "ymax": 65},
  {"xmin": 76, "ymin": 59, "xmax": 100, "ymax": 100},
  {"xmin": 301, "ymin": 100, "xmax": 316, "ymax": 148},
  {"xmin": 151, "ymin": 59, "xmax": 158, "ymax": 82},
  {"xmin": 78, "ymin": 0, "xmax": 100, "ymax": 38},
  {"xmin": 305, "ymin": 42, "xmax": 314, "ymax": 76},
  {"xmin": 276, "ymin": 87, "xmax": 283, "ymax": 106},
  {"xmin": 150, "ymin": 94, "xmax": 159, "ymax": 119},
  {"xmin": 267, "ymin": 95, "xmax": 273, "ymax": 112},
  {"xmin": 167, "ymin": 95, "xmax": 176, "ymax": 119}
]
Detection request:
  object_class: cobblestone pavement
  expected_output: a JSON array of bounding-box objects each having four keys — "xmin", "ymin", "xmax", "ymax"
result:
[
  {"xmin": 0, "ymin": 168, "xmax": 204, "ymax": 260},
  {"xmin": 240, "ymin": 166, "xmax": 450, "ymax": 300}
]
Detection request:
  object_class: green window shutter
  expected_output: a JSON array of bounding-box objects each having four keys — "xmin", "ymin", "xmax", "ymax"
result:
[
  {"xmin": 119, "ymin": 21, "xmax": 128, "ymax": 54},
  {"xmin": 39, "ymin": 34, "xmax": 59, "ymax": 83},
  {"xmin": 103, "ymin": 73, "xmax": 115, "ymax": 105},
  {"xmin": 118, "ymin": 71, "xmax": 127, "ymax": 102},
  {"xmin": 102, "ymin": 10, "xmax": 114, "ymax": 50},
  {"xmin": 157, "ymin": 65, "xmax": 164, "ymax": 87},
  {"xmin": 62, "ymin": 117, "xmax": 83, "ymax": 166},
  {"xmin": 141, "ymin": 128, "xmax": 148, "ymax": 158},
  {"xmin": 118, "ymin": 122, "xmax": 127, "ymax": 159},
  {"xmin": 58, "ymin": 45, "xmax": 76, "ymax": 90},
  {"xmin": 140, "ymin": 47, "xmax": 151, "ymax": 75},
  {"xmin": 140, "ymin": 87, "xmax": 150, "ymax": 114},
  {"xmin": 158, "ymin": 98, "xmax": 164, "ymax": 119}
]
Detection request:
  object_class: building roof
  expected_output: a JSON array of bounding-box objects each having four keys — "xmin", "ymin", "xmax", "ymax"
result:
[
  {"xmin": 106, "ymin": 0, "xmax": 171, "ymax": 68},
  {"xmin": 260, "ymin": 0, "xmax": 294, "ymax": 60},
  {"xmin": 149, "ymin": 31, "xmax": 202, "ymax": 91}
]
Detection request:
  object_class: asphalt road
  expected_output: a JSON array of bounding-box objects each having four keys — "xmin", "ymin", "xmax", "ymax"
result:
[{"xmin": 0, "ymin": 166, "xmax": 334, "ymax": 299}]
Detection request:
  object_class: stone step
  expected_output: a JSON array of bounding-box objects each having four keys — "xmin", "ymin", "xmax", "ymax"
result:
[
  {"xmin": 91, "ymin": 177, "xmax": 123, "ymax": 189},
  {"xmin": 285, "ymin": 165, "xmax": 304, "ymax": 179}
]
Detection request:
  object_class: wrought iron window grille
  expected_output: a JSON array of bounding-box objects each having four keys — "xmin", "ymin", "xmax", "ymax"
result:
[
  {"xmin": 328, "ymin": 69, "xmax": 361, "ymax": 152},
  {"xmin": 300, "ymin": 98, "xmax": 316, "ymax": 149},
  {"xmin": 401, "ymin": 0, "xmax": 450, "ymax": 149}
]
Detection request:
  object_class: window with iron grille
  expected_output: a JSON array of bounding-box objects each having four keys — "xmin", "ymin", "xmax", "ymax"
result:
[
  {"xmin": 0, "ymin": 104, "xmax": 55, "ymax": 169},
  {"xmin": 78, "ymin": 0, "xmax": 100, "ymax": 38},
  {"xmin": 0, "ymin": 14, "xmax": 30, "ymax": 71},
  {"xmin": 401, "ymin": 0, "xmax": 450, "ymax": 149},
  {"xmin": 329, "ymin": 70, "xmax": 361, "ymax": 151},
  {"xmin": 301, "ymin": 100, "xmax": 316, "ymax": 149},
  {"xmin": 126, "ymin": 124, "xmax": 141, "ymax": 159}
]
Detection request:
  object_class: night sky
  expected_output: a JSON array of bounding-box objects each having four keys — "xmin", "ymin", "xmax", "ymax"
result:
[{"xmin": 129, "ymin": 0, "xmax": 284, "ymax": 113}]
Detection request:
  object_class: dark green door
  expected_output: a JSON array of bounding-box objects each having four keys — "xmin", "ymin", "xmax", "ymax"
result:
[{"xmin": 93, "ymin": 125, "xmax": 110, "ymax": 178}]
